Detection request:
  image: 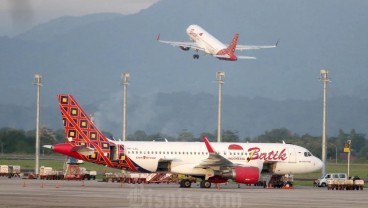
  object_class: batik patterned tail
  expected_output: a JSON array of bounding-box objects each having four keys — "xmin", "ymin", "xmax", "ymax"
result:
[
  {"xmin": 58, "ymin": 94, "xmax": 114, "ymax": 166},
  {"xmin": 57, "ymin": 94, "xmax": 141, "ymax": 171}
]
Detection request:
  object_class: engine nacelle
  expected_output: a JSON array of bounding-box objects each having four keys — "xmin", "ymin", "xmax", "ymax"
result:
[
  {"xmin": 222, "ymin": 167, "xmax": 260, "ymax": 184},
  {"xmin": 179, "ymin": 46, "xmax": 190, "ymax": 51}
]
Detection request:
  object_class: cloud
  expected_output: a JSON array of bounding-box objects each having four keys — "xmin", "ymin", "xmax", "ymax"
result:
[{"xmin": 0, "ymin": 0, "xmax": 161, "ymax": 36}]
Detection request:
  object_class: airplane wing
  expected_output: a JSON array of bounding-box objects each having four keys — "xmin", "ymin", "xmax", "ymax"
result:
[
  {"xmin": 157, "ymin": 34, "xmax": 205, "ymax": 51},
  {"xmin": 195, "ymin": 136, "xmax": 264, "ymax": 170},
  {"xmin": 195, "ymin": 136, "xmax": 239, "ymax": 168},
  {"xmin": 235, "ymin": 40, "xmax": 279, "ymax": 51}
]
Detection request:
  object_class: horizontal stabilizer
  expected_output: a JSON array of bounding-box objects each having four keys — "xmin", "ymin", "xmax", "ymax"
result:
[
  {"xmin": 213, "ymin": 54, "xmax": 230, "ymax": 59},
  {"xmin": 71, "ymin": 145, "xmax": 95, "ymax": 156},
  {"xmin": 43, "ymin": 145, "xmax": 52, "ymax": 149},
  {"xmin": 237, "ymin": 55, "xmax": 256, "ymax": 59}
]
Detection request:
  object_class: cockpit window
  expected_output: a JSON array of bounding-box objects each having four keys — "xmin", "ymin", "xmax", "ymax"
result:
[{"xmin": 304, "ymin": 152, "xmax": 313, "ymax": 157}]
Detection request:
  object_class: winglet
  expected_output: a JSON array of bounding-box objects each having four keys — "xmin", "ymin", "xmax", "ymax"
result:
[
  {"xmin": 202, "ymin": 135, "xmax": 215, "ymax": 153},
  {"xmin": 156, "ymin": 33, "xmax": 160, "ymax": 41}
]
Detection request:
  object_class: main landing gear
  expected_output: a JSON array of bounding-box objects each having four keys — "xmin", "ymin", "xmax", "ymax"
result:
[
  {"xmin": 180, "ymin": 179, "xmax": 192, "ymax": 188},
  {"xmin": 179, "ymin": 179, "xmax": 212, "ymax": 188},
  {"xmin": 200, "ymin": 180, "xmax": 211, "ymax": 188},
  {"xmin": 193, "ymin": 54, "xmax": 199, "ymax": 59}
]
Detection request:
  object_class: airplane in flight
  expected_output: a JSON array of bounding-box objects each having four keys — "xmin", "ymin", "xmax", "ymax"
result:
[
  {"xmin": 157, "ymin": 24, "xmax": 278, "ymax": 61},
  {"xmin": 44, "ymin": 94, "xmax": 323, "ymax": 188}
]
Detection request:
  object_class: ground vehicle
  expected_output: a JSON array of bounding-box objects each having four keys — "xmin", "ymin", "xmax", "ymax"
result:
[
  {"xmin": 0, "ymin": 165, "xmax": 21, "ymax": 178},
  {"xmin": 350, "ymin": 176, "xmax": 364, "ymax": 190},
  {"xmin": 39, "ymin": 166, "xmax": 64, "ymax": 180},
  {"xmin": 316, "ymin": 173, "xmax": 347, "ymax": 187},
  {"xmin": 268, "ymin": 174, "xmax": 293, "ymax": 188}
]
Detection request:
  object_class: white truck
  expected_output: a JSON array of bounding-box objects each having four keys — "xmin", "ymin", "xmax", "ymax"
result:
[{"xmin": 316, "ymin": 173, "xmax": 347, "ymax": 187}]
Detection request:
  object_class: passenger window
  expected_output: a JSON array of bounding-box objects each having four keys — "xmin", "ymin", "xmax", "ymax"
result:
[
  {"xmin": 326, "ymin": 174, "xmax": 331, "ymax": 179},
  {"xmin": 333, "ymin": 174, "xmax": 339, "ymax": 178}
]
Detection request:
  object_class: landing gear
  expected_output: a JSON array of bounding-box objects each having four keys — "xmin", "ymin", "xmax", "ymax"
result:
[
  {"xmin": 180, "ymin": 179, "xmax": 192, "ymax": 188},
  {"xmin": 193, "ymin": 54, "xmax": 199, "ymax": 59},
  {"xmin": 200, "ymin": 180, "xmax": 211, "ymax": 188}
]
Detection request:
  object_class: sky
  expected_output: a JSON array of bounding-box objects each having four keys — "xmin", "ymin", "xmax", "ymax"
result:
[{"xmin": 0, "ymin": 0, "xmax": 161, "ymax": 37}]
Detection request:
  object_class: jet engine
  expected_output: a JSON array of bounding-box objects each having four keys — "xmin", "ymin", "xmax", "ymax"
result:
[{"xmin": 221, "ymin": 166, "xmax": 260, "ymax": 184}]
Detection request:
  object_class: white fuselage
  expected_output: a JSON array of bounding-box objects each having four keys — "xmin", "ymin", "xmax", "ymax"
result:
[
  {"xmin": 119, "ymin": 141, "xmax": 323, "ymax": 176},
  {"xmin": 186, "ymin": 25, "xmax": 227, "ymax": 55}
]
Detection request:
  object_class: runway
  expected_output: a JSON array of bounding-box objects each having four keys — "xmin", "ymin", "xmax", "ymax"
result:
[{"xmin": 0, "ymin": 178, "xmax": 366, "ymax": 208}]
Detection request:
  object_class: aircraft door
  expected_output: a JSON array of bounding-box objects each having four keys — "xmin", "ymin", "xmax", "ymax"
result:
[{"xmin": 110, "ymin": 145, "xmax": 118, "ymax": 161}]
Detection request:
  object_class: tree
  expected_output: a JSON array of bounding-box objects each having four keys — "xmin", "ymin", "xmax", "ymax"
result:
[
  {"xmin": 177, "ymin": 129, "xmax": 195, "ymax": 141},
  {"xmin": 128, "ymin": 130, "xmax": 148, "ymax": 141},
  {"xmin": 222, "ymin": 130, "xmax": 239, "ymax": 142}
]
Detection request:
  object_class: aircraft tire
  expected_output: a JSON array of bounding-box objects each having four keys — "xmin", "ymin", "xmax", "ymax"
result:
[
  {"xmin": 200, "ymin": 180, "xmax": 211, "ymax": 188},
  {"xmin": 180, "ymin": 179, "xmax": 191, "ymax": 188}
]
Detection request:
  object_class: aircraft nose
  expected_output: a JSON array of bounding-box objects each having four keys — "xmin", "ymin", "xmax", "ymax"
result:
[{"xmin": 314, "ymin": 157, "xmax": 324, "ymax": 171}]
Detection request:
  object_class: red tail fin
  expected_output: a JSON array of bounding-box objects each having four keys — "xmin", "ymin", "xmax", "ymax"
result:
[
  {"xmin": 58, "ymin": 94, "xmax": 115, "ymax": 166},
  {"xmin": 58, "ymin": 94, "xmax": 109, "ymax": 144},
  {"xmin": 216, "ymin": 33, "xmax": 239, "ymax": 61},
  {"xmin": 227, "ymin": 33, "xmax": 239, "ymax": 54},
  {"xmin": 53, "ymin": 94, "xmax": 141, "ymax": 172}
]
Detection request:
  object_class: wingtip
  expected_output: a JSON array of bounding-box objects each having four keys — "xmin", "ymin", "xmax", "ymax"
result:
[{"xmin": 275, "ymin": 39, "xmax": 280, "ymax": 47}]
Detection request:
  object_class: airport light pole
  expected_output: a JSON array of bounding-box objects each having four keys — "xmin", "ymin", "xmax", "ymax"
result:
[
  {"xmin": 347, "ymin": 140, "xmax": 351, "ymax": 178},
  {"xmin": 216, "ymin": 72, "xmax": 225, "ymax": 142},
  {"xmin": 34, "ymin": 74, "xmax": 42, "ymax": 176},
  {"xmin": 320, "ymin": 69, "xmax": 329, "ymax": 177},
  {"xmin": 121, "ymin": 73, "xmax": 130, "ymax": 141}
]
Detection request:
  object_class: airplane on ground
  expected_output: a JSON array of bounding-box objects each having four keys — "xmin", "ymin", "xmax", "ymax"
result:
[
  {"xmin": 44, "ymin": 94, "xmax": 323, "ymax": 188},
  {"xmin": 157, "ymin": 24, "xmax": 278, "ymax": 61}
]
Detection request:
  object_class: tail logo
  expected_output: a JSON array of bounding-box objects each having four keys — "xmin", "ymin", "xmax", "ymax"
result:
[{"xmin": 58, "ymin": 94, "xmax": 141, "ymax": 172}]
